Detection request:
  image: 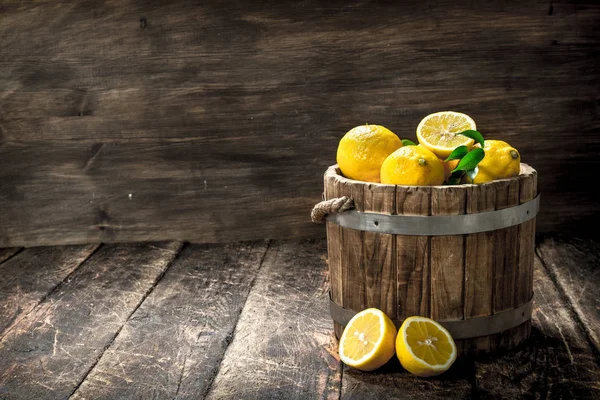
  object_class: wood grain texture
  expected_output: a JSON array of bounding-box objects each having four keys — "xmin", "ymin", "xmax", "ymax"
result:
[
  {"xmin": 0, "ymin": 244, "xmax": 98, "ymax": 337},
  {"xmin": 205, "ymin": 239, "xmax": 342, "ymax": 400},
  {"xmin": 71, "ymin": 241, "xmax": 268, "ymax": 400},
  {"xmin": 430, "ymin": 185, "xmax": 467, "ymax": 353},
  {"xmin": 324, "ymin": 167, "xmax": 344, "ymax": 339},
  {"xmin": 1, "ymin": 0, "xmax": 599, "ymax": 246},
  {"xmin": 396, "ymin": 187, "xmax": 431, "ymax": 320},
  {"xmin": 340, "ymin": 179, "xmax": 365, "ymax": 315},
  {"xmin": 474, "ymin": 255, "xmax": 600, "ymax": 399},
  {"xmin": 0, "ymin": 248, "xmax": 21, "ymax": 264},
  {"xmin": 362, "ymin": 182, "xmax": 396, "ymax": 319},
  {"xmin": 536, "ymin": 236, "xmax": 600, "ymax": 355},
  {"xmin": 0, "ymin": 238, "xmax": 598, "ymax": 398},
  {"xmin": 491, "ymin": 179, "xmax": 521, "ymax": 351},
  {"xmin": 0, "ymin": 241, "xmax": 182, "ymax": 400},
  {"xmin": 0, "ymin": 140, "xmax": 327, "ymax": 247},
  {"xmin": 511, "ymin": 166, "xmax": 537, "ymax": 348},
  {"xmin": 463, "ymin": 183, "xmax": 496, "ymax": 353}
]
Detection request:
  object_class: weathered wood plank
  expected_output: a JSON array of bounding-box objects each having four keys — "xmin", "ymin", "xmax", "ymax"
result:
[
  {"xmin": 0, "ymin": 241, "xmax": 182, "ymax": 399},
  {"xmin": 70, "ymin": 241, "xmax": 268, "ymax": 399},
  {"xmin": 0, "ymin": 244, "xmax": 98, "ymax": 337},
  {"xmin": 340, "ymin": 180, "xmax": 365, "ymax": 315},
  {"xmin": 464, "ymin": 183, "xmax": 496, "ymax": 353},
  {"xmin": 1, "ymin": 140, "xmax": 594, "ymax": 246},
  {"xmin": 0, "ymin": 140, "xmax": 327, "ymax": 247},
  {"xmin": 396, "ymin": 187, "xmax": 431, "ymax": 320},
  {"xmin": 537, "ymin": 237, "xmax": 600, "ymax": 355},
  {"xmin": 0, "ymin": 2, "xmax": 597, "ymax": 144},
  {"xmin": 430, "ymin": 185, "xmax": 467, "ymax": 353},
  {"xmin": 491, "ymin": 179, "xmax": 521, "ymax": 351},
  {"xmin": 325, "ymin": 167, "xmax": 344, "ymax": 339},
  {"xmin": 0, "ymin": 248, "xmax": 21, "ymax": 264},
  {"xmin": 205, "ymin": 239, "xmax": 342, "ymax": 400},
  {"xmin": 363, "ymin": 183, "xmax": 396, "ymax": 319},
  {"xmin": 1, "ymin": 1, "xmax": 599, "ymax": 245},
  {"xmin": 474, "ymin": 255, "xmax": 600, "ymax": 398},
  {"xmin": 511, "ymin": 166, "xmax": 537, "ymax": 348}
]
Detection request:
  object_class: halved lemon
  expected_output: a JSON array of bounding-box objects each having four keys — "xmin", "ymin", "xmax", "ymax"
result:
[
  {"xmin": 416, "ymin": 111, "xmax": 477, "ymax": 158},
  {"xmin": 339, "ymin": 308, "xmax": 397, "ymax": 371},
  {"xmin": 396, "ymin": 316, "xmax": 457, "ymax": 377}
]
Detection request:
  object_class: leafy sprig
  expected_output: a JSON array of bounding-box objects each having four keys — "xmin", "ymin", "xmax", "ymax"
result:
[
  {"xmin": 457, "ymin": 130, "xmax": 485, "ymax": 147},
  {"xmin": 401, "ymin": 130, "xmax": 486, "ymax": 185},
  {"xmin": 445, "ymin": 130, "xmax": 486, "ymax": 185}
]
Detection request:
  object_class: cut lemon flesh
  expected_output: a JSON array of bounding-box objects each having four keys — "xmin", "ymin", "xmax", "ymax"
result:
[
  {"xmin": 396, "ymin": 316, "xmax": 457, "ymax": 377},
  {"xmin": 416, "ymin": 111, "xmax": 477, "ymax": 158},
  {"xmin": 339, "ymin": 308, "xmax": 397, "ymax": 371}
]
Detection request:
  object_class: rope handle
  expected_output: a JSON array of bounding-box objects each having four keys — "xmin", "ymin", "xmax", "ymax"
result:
[{"xmin": 311, "ymin": 196, "xmax": 354, "ymax": 224}]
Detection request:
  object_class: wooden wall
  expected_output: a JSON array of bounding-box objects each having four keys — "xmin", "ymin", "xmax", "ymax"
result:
[{"xmin": 0, "ymin": 0, "xmax": 598, "ymax": 247}]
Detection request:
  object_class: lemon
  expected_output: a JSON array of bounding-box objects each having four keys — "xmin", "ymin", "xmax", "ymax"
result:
[
  {"xmin": 380, "ymin": 145, "xmax": 445, "ymax": 186},
  {"xmin": 442, "ymin": 158, "xmax": 459, "ymax": 183},
  {"xmin": 339, "ymin": 308, "xmax": 397, "ymax": 371},
  {"xmin": 416, "ymin": 111, "xmax": 477, "ymax": 158},
  {"xmin": 471, "ymin": 140, "xmax": 521, "ymax": 184},
  {"xmin": 396, "ymin": 316, "xmax": 457, "ymax": 377},
  {"xmin": 337, "ymin": 125, "xmax": 402, "ymax": 183}
]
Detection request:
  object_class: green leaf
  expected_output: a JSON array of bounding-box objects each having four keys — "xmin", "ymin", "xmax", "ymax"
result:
[
  {"xmin": 446, "ymin": 170, "xmax": 464, "ymax": 185},
  {"xmin": 452, "ymin": 148, "xmax": 485, "ymax": 173},
  {"xmin": 465, "ymin": 167, "xmax": 479, "ymax": 183},
  {"xmin": 458, "ymin": 130, "xmax": 485, "ymax": 147},
  {"xmin": 445, "ymin": 145, "xmax": 469, "ymax": 161},
  {"xmin": 402, "ymin": 139, "xmax": 417, "ymax": 146}
]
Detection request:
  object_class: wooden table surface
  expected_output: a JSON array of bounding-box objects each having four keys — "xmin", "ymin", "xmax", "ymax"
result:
[{"xmin": 0, "ymin": 237, "xmax": 598, "ymax": 399}]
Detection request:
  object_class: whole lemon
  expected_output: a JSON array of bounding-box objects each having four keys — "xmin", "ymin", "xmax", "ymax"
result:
[
  {"xmin": 336, "ymin": 125, "xmax": 402, "ymax": 183},
  {"xmin": 471, "ymin": 140, "xmax": 520, "ymax": 184},
  {"xmin": 380, "ymin": 145, "xmax": 445, "ymax": 186}
]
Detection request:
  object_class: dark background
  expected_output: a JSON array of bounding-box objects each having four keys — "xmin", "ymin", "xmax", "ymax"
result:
[{"xmin": 1, "ymin": 0, "xmax": 598, "ymax": 247}]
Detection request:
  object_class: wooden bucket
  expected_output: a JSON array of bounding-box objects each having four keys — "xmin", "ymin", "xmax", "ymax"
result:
[{"xmin": 319, "ymin": 163, "xmax": 538, "ymax": 354}]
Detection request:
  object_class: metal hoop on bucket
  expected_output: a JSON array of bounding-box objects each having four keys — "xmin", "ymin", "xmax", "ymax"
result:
[{"xmin": 325, "ymin": 194, "xmax": 540, "ymax": 236}]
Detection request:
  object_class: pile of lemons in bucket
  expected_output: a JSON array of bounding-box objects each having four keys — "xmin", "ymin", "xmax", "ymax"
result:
[
  {"xmin": 335, "ymin": 111, "xmax": 522, "ymax": 377},
  {"xmin": 336, "ymin": 111, "xmax": 521, "ymax": 186}
]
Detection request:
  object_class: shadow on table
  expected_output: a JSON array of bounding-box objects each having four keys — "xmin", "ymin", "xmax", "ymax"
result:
[
  {"xmin": 341, "ymin": 327, "xmax": 598, "ymax": 398},
  {"xmin": 346, "ymin": 353, "xmax": 475, "ymax": 381},
  {"xmin": 471, "ymin": 327, "xmax": 598, "ymax": 398},
  {"xmin": 340, "ymin": 353, "xmax": 477, "ymax": 399}
]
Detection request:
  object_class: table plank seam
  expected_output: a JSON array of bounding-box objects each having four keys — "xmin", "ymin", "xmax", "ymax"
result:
[
  {"xmin": 0, "ymin": 247, "xmax": 23, "ymax": 265},
  {"xmin": 464, "ymin": 355, "xmax": 481, "ymax": 398},
  {"xmin": 337, "ymin": 360, "xmax": 344, "ymax": 400},
  {"xmin": 535, "ymin": 246, "xmax": 600, "ymax": 367},
  {"xmin": 174, "ymin": 350, "xmax": 189, "ymax": 399},
  {"xmin": 0, "ymin": 244, "xmax": 102, "ymax": 341},
  {"xmin": 201, "ymin": 239, "xmax": 272, "ymax": 399},
  {"xmin": 66, "ymin": 241, "xmax": 186, "ymax": 399}
]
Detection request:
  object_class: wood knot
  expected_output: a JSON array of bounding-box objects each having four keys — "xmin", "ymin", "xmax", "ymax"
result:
[{"xmin": 140, "ymin": 17, "xmax": 147, "ymax": 29}]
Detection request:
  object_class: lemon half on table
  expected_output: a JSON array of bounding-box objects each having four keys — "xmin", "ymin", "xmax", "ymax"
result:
[
  {"xmin": 416, "ymin": 111, "xmax": 477, "ymax": 159},
  {"xmin": 396, "ymin": 316, "xmax": 457, "ymax": 377},
  {"xmin": 338, "ymin": 308, "xmax": 397, "ymax": 371}
]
